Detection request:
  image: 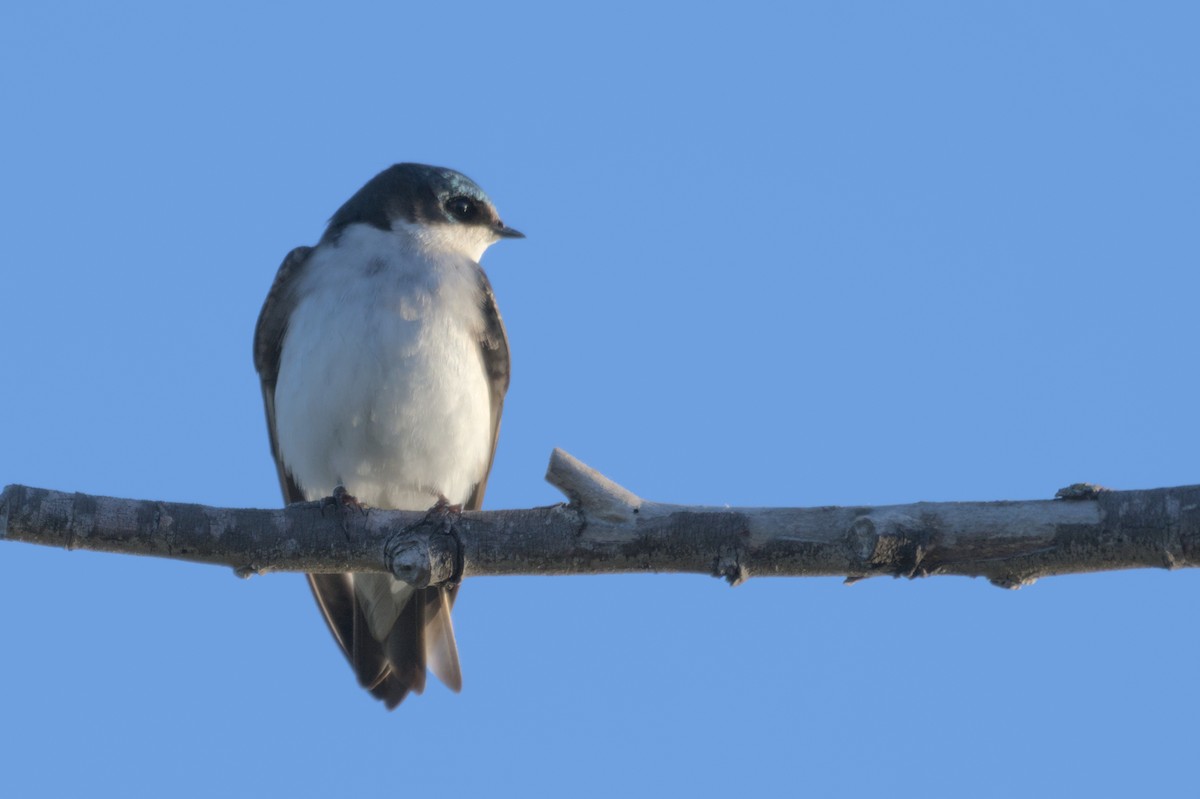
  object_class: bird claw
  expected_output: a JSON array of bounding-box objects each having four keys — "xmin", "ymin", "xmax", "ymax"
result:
[
  {"xmin": 320, "ymin": 485, "xmax": 367, "ymax": 537},
  {"xmin": 319, "ymin": 484, "xmax": 365, "ymax": 512},
  {"xmin": 421, "ymin": 495, "xmax": 464, "ymax": 543},
  {"xmin": 431, "ymin": 494, "xmax": 463, "ymax": 515},
  {"xmin": 421, "ymin": 495, "xmax": 464, "ymax": 588}
]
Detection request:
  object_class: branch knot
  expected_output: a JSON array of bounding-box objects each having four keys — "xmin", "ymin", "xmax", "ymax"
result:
[{"xmin": 384, "ymin": 509, "xmax": 461, "ymax": 589}]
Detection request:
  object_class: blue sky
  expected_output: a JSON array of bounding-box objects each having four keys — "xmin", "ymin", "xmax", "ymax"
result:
[{"xmin": 2, "ymin": 2, "xmax": 1197, "ymax": 796}]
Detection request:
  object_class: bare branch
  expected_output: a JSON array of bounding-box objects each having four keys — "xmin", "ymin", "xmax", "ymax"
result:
[{"xmin": 2, "ymin": 449, "xmax": 1197, "ymax": 589}]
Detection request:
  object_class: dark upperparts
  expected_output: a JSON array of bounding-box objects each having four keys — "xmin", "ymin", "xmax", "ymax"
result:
[{"xmin": 323, "ymin": 162, "xmax": 503, "ymax": 241}]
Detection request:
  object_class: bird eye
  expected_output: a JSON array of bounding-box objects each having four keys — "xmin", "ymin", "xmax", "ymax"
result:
[{"xmin": 445, "ymin": 196, "xmax": 478, "ymax": 222}]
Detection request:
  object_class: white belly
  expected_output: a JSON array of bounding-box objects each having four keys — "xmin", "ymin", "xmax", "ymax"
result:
[{"xmin": 272, "ymin": 226, "xmax": 493, "ymax": 510}]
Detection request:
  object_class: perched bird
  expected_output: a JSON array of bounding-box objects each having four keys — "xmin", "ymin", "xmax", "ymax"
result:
[{"xmin": 253, "ymin": 163, "xmax": 521, "ymax": 708}]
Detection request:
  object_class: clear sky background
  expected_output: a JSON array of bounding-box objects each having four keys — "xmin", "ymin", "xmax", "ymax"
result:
[{"xmin": 2, "ymin": 2, "xmax": 1197, "ymax": 797}]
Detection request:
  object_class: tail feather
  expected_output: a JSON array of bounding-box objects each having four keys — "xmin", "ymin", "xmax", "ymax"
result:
[
  {"xmin": 425, "ymin": 586, "xmax": 462, "ymax": 692},
  {"xmin": 307, "ymin": 574, "xmax": 459, "ymax": 708}
]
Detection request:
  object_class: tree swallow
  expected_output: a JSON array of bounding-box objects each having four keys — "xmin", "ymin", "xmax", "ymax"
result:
[{"xmin": 253, "ymin": 163, "xmax": 521, "ymax": 708}]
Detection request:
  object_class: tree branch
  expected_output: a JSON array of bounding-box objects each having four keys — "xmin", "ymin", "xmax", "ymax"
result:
[{"xmin": 2, "ymin": 449, "xmax": 1197, "ymax": 589}]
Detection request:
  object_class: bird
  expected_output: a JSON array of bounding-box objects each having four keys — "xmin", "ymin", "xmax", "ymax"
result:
[{"xmin": 253, "ymin": 163, "xmax": 522, "ymax": 708}]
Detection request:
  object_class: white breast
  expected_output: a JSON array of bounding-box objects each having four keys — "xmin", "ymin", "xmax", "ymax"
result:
[{"xmin": 273, "ymin": 223, "xmax": 494, "ymax": 510}]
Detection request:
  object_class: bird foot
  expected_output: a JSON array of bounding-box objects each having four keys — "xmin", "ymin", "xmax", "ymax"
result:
[
  {"xmin": 320, "ymin": 484, "xmax": 366, "ymax": 512},
  {"xmin": 421, "ymin": 495, "xmax": 464, "ymax": 588},
  {"xmin": 430, "ymin": 494, "xmax": 463, "ymax": 515},
  {"xmin": 320, "ymin": 485, "xmax": 367, "ymax": 537}
]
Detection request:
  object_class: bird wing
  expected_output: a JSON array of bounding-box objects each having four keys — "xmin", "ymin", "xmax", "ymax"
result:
[
  {"xmin": 253, "ymin": 245, "xmax": 312, "ymax": 504},
  {"xmin": 463, "ymin": 264, "xmax": 511, "ymax": 512}
]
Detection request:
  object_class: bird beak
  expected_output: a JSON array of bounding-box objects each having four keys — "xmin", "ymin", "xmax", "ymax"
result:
[{"xmin": 493, "ymin": 223, "xmax": 525, "ymax": 239}]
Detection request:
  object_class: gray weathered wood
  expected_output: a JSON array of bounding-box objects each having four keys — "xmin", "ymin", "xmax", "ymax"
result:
[{"xmin": 1, "ymin": 449, "xmax": 1196, "ymax": 589}]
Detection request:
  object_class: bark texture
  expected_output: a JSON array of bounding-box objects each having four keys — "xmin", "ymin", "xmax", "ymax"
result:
[{"xmin": 2, "ymin": 450, "xmax": 1197, "ymax": 589}]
